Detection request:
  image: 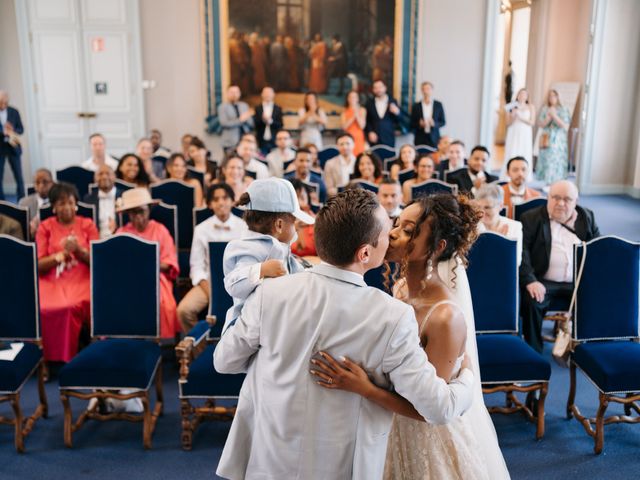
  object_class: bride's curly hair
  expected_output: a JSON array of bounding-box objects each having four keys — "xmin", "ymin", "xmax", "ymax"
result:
[{"xmin": 383, "ymin": 193, "xmax": 481, "ymax": 294}]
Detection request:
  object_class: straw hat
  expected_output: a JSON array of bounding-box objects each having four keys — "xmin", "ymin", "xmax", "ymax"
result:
[{"xmin": 115, "ymin": 188, "xmax": 160, "ymax": 213}]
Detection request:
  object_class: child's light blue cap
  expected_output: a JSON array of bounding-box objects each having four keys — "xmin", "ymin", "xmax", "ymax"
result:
[{"xmin": 246, "ymin": 178, "xmax": 315, "ymax": 224}]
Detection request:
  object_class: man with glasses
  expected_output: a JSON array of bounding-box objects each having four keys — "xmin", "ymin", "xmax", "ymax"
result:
[{"xmin": 519, "ymin": 180, "xmax": 600, "ymax": 353}]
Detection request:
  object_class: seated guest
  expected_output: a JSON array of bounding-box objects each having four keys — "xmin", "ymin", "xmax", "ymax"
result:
[
  {"xmin": 389, "ymin": 144, "xmax": 417, "ymax": 181},
  {"xmin": 432, "ymin": 135, "xmax": 451, "ymax": 165},
  {"xmin": 350, "ymin": 151, "xmax": 383, "ymax": 185},
  {"xmin": 266, "ymin": 129, "xmax": 295, "ymax": 177},
  {"xmin": 137, "ymin": 137, "xmax": 162, "ymax": 182},
  {"xmin": 475, "ymin": 183, "xmax": 523, "ymax": 265},
  {"xmin": 377, "ymin": 178, "xmax": 403, "ymax": 219},
  {"xmin": 237, "ymin": 138, "xmax": 270, "ymax": 179},
  {"xmin": 284, "ymin": 148, "xmax": 327, "ymax": 203},
  {"xmin": 438, "ymin": 139, "xmax": 466, "ymax": 180},
  {"xmin": 81, "ymin": 133, "xmax": 119, "ymax": 171},
  {"xmin": 181, "ymin": 133, "xmax": 193, "ymax": 160},
  {"xmin": 149, "ymin": 129, "xmax": 171, "ymax": 159},
  {"xmin": 187, "ymin": 136, "xmax": 216, "ymax": 187},
  {"xmin": 520, "ymin": 180, "xmax": 600, "ymax": 352},
  {"xmin": 83, "ymin": 165, "xmax": 123, "ymax": 238},
  {"xmin": 0, "ymin": 213, "xmax": 24, "ymax": 239},
  {"xmin": 402, "ymin": 154, "xmax": 436, "ymax": 204},
  {"xmin": 177, "ymin": 183, "xmax": 247, "ymax": 331},
  {"xmin": 19, "ymin": 167, "xmax": 53, "ymax": 235},
  {"xmin": 446, "ymin": 145, "xmax": 497, "ymax": 196},
  {"xmin": 289, "ymin": 179, "xmax": 317, "ymax": 258},
  {"xmin": 36, "ymin": 183, "xmax": 99, "ymax": 362},
  {"xmin": 217, "ymin": 154, "xmax": 253, "ymax": 200},
  {"xmin": 305, "ymin": 142, "xmax": 321, "ymax": 171},
  {"xmin": 165, "ymin": 152, "xmax": 204, "ymax": 207},
  {"xmin": 324, "ymin": 132, "xmax": 356, "ymax": 196},
  {"xmin": 116, "ymin": 153, "xmax": 151, "ymax": 188},
  {"xmin": 502, "ymin": 156, "xmax": 541, "ymax": 218},
  {"xmin": 116, "ymin": 188, "xmax": 181, "ymax": 338},
  {"xmin": 253, "ymin": 86, "xmax": 283, "ymax": 155}
]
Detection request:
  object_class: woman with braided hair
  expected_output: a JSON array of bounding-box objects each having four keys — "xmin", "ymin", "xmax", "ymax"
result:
[{"xmin": 311, "ymin": 193, "xmax": 510, "ymax": 479}]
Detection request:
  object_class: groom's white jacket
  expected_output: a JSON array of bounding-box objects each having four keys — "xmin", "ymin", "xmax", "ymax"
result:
[{"xmin": 214, "ymin": 263, "xmax": 475, "ymax": 480}]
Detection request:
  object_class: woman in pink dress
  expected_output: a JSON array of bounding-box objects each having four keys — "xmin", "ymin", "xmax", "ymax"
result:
[
  {"xmin": 36, "ymin": 183, "xmax": 99, "ymax": 362},
  {"xmin": 116, "ymin": 188, "xmax": 182, "ymax": 338}
]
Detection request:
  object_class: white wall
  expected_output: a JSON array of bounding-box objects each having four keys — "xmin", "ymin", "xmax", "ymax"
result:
[{"xmin": 417, "ymin": 0, "xmax": 489, "ymax": 149}]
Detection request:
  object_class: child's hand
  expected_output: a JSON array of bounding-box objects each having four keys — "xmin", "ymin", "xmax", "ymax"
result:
[{"xmin": 260, "ymin": 259, "xmax": 287, "ymax": 278}]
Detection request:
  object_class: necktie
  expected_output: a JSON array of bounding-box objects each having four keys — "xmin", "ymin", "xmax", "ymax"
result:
[{"xmin": 233, "ymin": 103, "xmax": 240, "ymax": 118}]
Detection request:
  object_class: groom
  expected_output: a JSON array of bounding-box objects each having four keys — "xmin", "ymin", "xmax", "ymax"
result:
[{"xmin": 214, "ymin": 189, "xmax": 475, "ymax": 479}]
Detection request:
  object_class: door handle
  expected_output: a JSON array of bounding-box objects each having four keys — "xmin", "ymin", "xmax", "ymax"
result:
[{"xmin": 77, "ymin": 112, "xmax": 97, "ymax": 119}]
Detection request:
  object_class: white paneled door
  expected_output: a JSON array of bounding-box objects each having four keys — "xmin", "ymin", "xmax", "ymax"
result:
[{"xmin": 18, "ymin": 0, "xmax": 144, "ymax": 171}]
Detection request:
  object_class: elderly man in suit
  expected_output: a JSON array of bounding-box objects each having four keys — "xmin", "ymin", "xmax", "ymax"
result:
[
  {"xmin": 82, "ymin": 165, "xmax": 124, "ymax": 238},
  {"xmin": 218, "ymin": 85, "xmax": 253, "ymax": 153},
  {"xmin": 520, "ymin": 180, "xmax": 600, "ymax": 352},
  {"xmin": 19, "ymin": 168, "xmax": 54, "ymax": 236},
  {"xmin": 447, "ymin": 145, "xmax": 497, "ymax": 196},
  {"xmin": 364, "ymin": 80, "xmax": 400, "ymax": 148},
  {"xmin": 214, "ymin": 188, "xmax": 475, "ymax": 480},
  {"xmin": 0, "ymin": 90, "xmax": 25, "ymax": 200},
  {"xmin": 253, "ymin": 87, "xmax": 283, "ymax": 155},
  {"xmin": 410, "ymin": 81, "xmax": 446, "ymax": 149}
]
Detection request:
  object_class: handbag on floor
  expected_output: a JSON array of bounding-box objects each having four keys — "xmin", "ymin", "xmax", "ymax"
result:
[
  {"xmin": 539, "ymin": 131, "xmax": 550, "ymax": 149},
  {"xmin": 552, "ymin": 241, "xmax": 587, "ymax": 367}
]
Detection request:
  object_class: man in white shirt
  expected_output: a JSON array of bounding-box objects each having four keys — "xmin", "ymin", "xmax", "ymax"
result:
[
  {"xmin": 410, "ymin": 81, "xmax": 446, "ymax": 148},
  {"xmin": 519, "ymin": 180, "xmax": 601, "ymax": 352},
  {"xmin": 284, "ymin": 148, "xmax": 327, "ymax": 203},
  {"xmin": 82, "ymin": 165, "xmax": 120, "ymax": 238},
  {"xmin": 377, "ymin": 178, "xmax": 403, "ymax": 219},
  {"xmin": 214, "ymin": 188, "xmax": 474, "ymax": 479},
  {"xmin": 177, "ymin": 183, "xmax": 247, "ymax": 331},
  {"xmin": 19, "ymin": 168, "xmax": 53, "ymax": 236},
  {"xmin": 237, "ymin": 139, "xmax": 270, "ymax": 180},
  {"xmin": 266, "ymin": 130, "xmax": 295, "ymax": 177},
  {"xmin": 323, "ymin": 132, "xmax": 356, "ymax": 196},
  {"xmin": 446, "ymin": 145, "xmax": 497, "ymax": 196},
  {"xmin": 82, "ymin": 133, "xmax": 119, "ymax": 171},
  {"xmin": 253, "ymin": 87, "xmax": 283, "ymax": 155}
]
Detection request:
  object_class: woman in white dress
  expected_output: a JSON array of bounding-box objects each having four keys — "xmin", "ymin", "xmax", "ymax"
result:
[
  {"xmin": 501, "ymin": 88, "xmax": 534, "ymax": 181},
  {"xmin": 311, "ymin": 193, "xmax": 510, "ymax": 480},
  {"xmin": 298, "ymin": 91, "xmax": 327, "ymax": 149}
]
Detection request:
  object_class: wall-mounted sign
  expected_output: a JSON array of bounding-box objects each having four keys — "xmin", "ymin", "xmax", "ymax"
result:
[
  {"xmin": 92, "ymin": 37, "xmax": 105, "ymax": 52},
  {"xmin": 95, "ymin": 82, "xmax": 107, "ymax": 95}
]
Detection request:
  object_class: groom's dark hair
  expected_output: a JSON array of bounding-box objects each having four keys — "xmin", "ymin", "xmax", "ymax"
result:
[{"xmin": 315, "ymin": 188, "xmax": 383, "ymax": 266}]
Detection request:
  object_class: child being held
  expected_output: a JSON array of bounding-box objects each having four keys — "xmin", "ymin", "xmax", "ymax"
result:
[{"xmin": 221, "ymin": 178, "xmax": 315, "ymax": 333}]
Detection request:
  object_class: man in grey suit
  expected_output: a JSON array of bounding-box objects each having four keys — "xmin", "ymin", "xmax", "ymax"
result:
[
  {"xmin": 19, "ymin": 167, "xmax": 53, "ymax": 237},
  {"xmin": 214, "ymin": 188, "xmax": 474, "ymax": 479},
  {"xmin": 218, "ymin": 85, "xmax": 253, "ymax": 153}
]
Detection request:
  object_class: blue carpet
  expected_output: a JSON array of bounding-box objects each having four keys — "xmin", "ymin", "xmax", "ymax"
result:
[{"xmin": 0, "ymin": 194, "xmax": 639, "ymax": 479}]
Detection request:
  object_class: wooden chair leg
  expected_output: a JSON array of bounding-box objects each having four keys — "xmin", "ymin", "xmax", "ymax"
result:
[
  {"xmin": 142, "ymin": 393, "xmax": 152, "ymax": 450},
  {"xmin": 60, "ymin": 392, "xmax": 73, "ymax": 448},
  {"xmin": 505, "ymin": 391, "xmax": 512, "ymax": 408},
  {"xmin": 536, "ymin": 383, "xmax": 548, "ymax": 440},
  {"xmin": 181, "ymin": 399, "xmax": 194, "ymax": 451},
  {"xmin": 10, "ymin": 393, "xmax": 25, "ymax": 453},
  {"xmin": 567, "ymin": 361, "xmax": 577, "ymax": 419},
  {"xmin": 155, "ymin": 363, "xmax": 164, "ymax": 417},
  {"xmin": 38, "ymin": 361, "xmax": 49, "ymax": 418},
  {"xmin": 594, "ymin": 393, "xmax": 609, "ymax": 454}
]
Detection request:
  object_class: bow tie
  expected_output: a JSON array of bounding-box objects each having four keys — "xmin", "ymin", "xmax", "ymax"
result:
[{"xmin": 214, "ymin": 224, "xmax": 231, "ymax": 231}]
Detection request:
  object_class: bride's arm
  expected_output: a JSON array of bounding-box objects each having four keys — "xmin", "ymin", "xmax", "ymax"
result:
[{"xmin": 311, "ymin": 351, "xmax": 427, "ymax": 422}]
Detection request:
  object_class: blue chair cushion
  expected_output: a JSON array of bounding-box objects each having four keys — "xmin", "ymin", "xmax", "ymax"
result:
[
  {"xmin": 0, "ymin": 342, "xmax": 41, "ymax": 393},
  {"xmin": 477, "ymin": 334, "xmax": 551, "ymax": 383},
  {"xmin": 59, "ymin": 339, "xmax": 161, "ymax": 390},
  {"xmin": 181, "ymin": 344, "xmax": 245, "ymax": 397},
  {"xmin": 573, "ymin": 341, "xmax": 640, "ymax": 394}
]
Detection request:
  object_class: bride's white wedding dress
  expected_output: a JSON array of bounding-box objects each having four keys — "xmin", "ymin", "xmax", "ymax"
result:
[{"xmin": 382, "ymin": 258, "xmax": 510, "ymax": 480}]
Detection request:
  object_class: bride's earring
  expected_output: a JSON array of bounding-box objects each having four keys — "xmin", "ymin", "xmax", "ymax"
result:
[{"xmin": 426, "ymin": 259, "xmax": 433, "ymax": 281}]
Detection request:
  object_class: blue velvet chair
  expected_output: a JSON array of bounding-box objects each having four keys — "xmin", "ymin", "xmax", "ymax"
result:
[
  {"xmin": 39, "ymin": 201, "xmax": 96, "ymax": 225},
  {"xmin": 410, "ymin": 179, "xmax": 458, "ymax": 201},
  {"xmin": 58, "ymin": 234, "xmax": 164, "ymax": 449},
  {"xmin": 398, "ymin": 168, "xmax": 415, "ymax": 185},
  {"xmin": 174, "ymin": 241, "xmax": 244, "ymax": 449},
  {"xmin": 245, "ymin": 170, "xmax": 257, "ymax": 180},
  {"xmin": 56, "ymin": 166, "xmax": 95, "ymax": 199},
  {"xmin": 193, "ymin": 206, "xmax": 213, "ymax": 228},
  {"xmin": 0, "ymin": 235, "xmax": 48, "ymax": 452},
  {"xmin": 114, "ymin": 179, "xmax": 136, "ymax": 191},
  {"xmin": 443, "ymin": 166, "xmax": 467, "ymax": 183},
  {"xmin": 352, "ymin": 180, "xmax": 379, "ymax": 194},
  {"xmin": 415, "ymin": 144, "xmax": 437, "ymax": 155},
  {"xmin": 0, "ymin": 200, "xmax": 30, "ymax": 241},
  {"xmin": 383, "ymin": 157, "xmax": 396, "ymax": 173},
  {"xmin": 566, "ymin": 236, "xmax": 640, "ymax": 454},
  {"xmin": 26, "ymin": 185, "xmax": 36, "ymax": 196},
  {"xmin": 468, "ymin": 232, "xmax": 551, "ymax": 439},
  {"xmin": 318, "ymin": 146, "xmax": 339, "ymax": 169},
  {"xmin": 370, "ymin": 144, "xmax": 396, "ymax": 162},
  {"xmin": 514, "ymin": 197, "xmax": 547, "ymax": 222},
  {"xmin": 187, "ymin": 167, "xmax": 205, "ymax": 191}
]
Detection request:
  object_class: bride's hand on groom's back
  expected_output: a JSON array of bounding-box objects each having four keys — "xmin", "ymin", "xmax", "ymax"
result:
[{"xmin": 310, "ymin": 352, "xmax": 374, "ymax": 398}]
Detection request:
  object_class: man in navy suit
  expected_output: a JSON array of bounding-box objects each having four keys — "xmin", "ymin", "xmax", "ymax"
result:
[
  {"xmin": 253, "ymin": 87, "xmax": 283, "ymax": 155},
  {"xmin": 284, "ymin": 148, "xmax": 327, "ymax": 203},
  {"xmin": 364, "ymin": 80, "xmax": 400, "ymax": 148},
  {"xmin": 410, "ymin": 81, "xmax": 446, "ymax": 149},
  {"xmin": 0, "ymin": 91, "xmax": 25, "ymax": 200},
  {"xmin": 446, "ymin": 145, "xmax": 497, "ymax": 196}
]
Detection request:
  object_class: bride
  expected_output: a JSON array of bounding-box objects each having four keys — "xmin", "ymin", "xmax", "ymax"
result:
[{"xmin": 311, "ymin": 194, "xmax": 510, "ymax": 479}]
